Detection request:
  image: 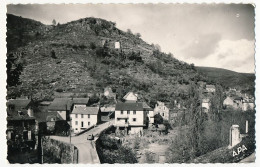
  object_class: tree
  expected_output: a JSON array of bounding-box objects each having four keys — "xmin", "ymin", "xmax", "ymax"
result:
[
  {"xmin": 135, "ymin": 32, "xmax": 141, "ymax": 38},
  {"xmin": 154, "ymin": 113, "xmax": 163, "ymax": 124},
  {"xmin": 52, "ymin": 19, "xmax": 57, "ymax": 26},
  {"xmin": 127, "ymin": 29, "xmax": 132, "ymax": 34}
]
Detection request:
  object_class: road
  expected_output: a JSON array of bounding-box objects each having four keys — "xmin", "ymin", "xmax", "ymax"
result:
[{"xmin": 50, "ymin": 120, "xmax": 113, "ymax": 163}]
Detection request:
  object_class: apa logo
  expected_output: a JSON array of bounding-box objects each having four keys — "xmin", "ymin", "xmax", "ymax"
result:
[{"xmin": 233, "ymin": 145, "xmax": 248, "ymax": 157}]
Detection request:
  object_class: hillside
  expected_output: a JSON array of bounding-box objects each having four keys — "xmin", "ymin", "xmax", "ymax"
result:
[
  {"xmin": 196, "ymin": 66, "xmax": 255, "ymax": 95},
  {"xmin": 7, "ymin": 14, "xmax": 208, "ymax": 106}
]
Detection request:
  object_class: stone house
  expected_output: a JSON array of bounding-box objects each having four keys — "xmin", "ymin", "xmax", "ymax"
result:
[
  {"xmin": 154, "ymin": 101, "xmax": 170, "ymax": 120},
  {"xmin": 233, "ymin": 97, "xmax": 243, "ymax": 109},
  {"xmin": 6, "ymin": 99, "xmax": 36, "ymax": 151},
  {"xmin": 202, "ymin": 99, "xmax": 211, "ymax": 112},
  {"xmin": 223, "ymin": 96, "xmax": 234, "ymax": 108},
  {"xmin": 103, "ymin": 87, "xmax": 116, "ymax": 99},
  {"xmin": 242, "ymin": 99, "xmax": 254, "ymax": 111},
  {"xmin": 206, "ymin": 85, "xmax": 216, "ymax": 93},
  {"xmin": 70, "ymin": 106, "xmax": 101, "ymax": 133}
]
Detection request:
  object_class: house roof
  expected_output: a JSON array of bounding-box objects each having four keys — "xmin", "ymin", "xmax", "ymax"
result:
[
  {"xmin": 100, "ymin": 106, "xmax": 115, "ymax": 112},
  {"xmin": 7, "ymin": 115, "xmax": 35, "ymax": 121},
  {"xmin": 115, "ymin": 102, "xmax": 143, "ymax": 111},
  {"xmin": 143, "ymin": 102, "xmax": 153, "ymax": 110},
  {"xmin": 48, "ymin": 98, "xmax": 72, "ymax": 111},
  {"xmin": 7, "ymin": 99, "xmax": 32, "ymax": 109},
  {"xmin": 72, "ymin": 98, "xmax": 89, "ymax": 105},
  {"xmin": 123, "ymin": 92, "xmax": 138, "ymax": 100},
  {"xmin": 72, "ymin": 106, "xmax": 99, "ymax": 115},
  {"xmin": 206, "ymin": 85, "xmax": 215, "ymax": 89},
  {"xmin": 34, "ymin": 112, "xmax": 63, "ymax": 122},
  {"xmin": 202, "ymin": 99, "xmax": 210, "ymax": 103},
  {"xmin": 234, "ymin": 97, "xmax": 243, "ymax": 101}
]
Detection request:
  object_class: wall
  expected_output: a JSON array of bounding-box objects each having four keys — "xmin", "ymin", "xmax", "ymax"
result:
[
  {"xmin": 42, "ymin": 136, "xmax": 78, "ymax": 163},
  {"xmin": 115, "ymin": 110, "xmax": 144, "ymax": 126},
  {"xmin": 147, "ymin": 110, "xmax": 154, "ymax": 124},
  {"xmin": 71, "ymin": 113, "xmax": 98, "ymax": 133},
  {"xmin": 154, "ymin": 105, "xmax": 169, "ymax": 120}
]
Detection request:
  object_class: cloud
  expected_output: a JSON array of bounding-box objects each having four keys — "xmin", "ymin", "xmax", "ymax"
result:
[
  {"xmin": 181, "ymin": 33, "xmax": 222, "ymax": 59},
  {"xmin": 188, "ymin": 39, "xmax": 255, "ymax": 73}
]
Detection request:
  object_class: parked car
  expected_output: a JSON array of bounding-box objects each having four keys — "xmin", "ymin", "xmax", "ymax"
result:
[{"xmin": 87, "ymin": 134, "xmax": 94, "ymax": 140}]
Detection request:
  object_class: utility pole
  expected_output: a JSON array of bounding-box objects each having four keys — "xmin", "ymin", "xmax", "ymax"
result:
[{"xmin": 70, "ymin": 117, "xmax": 72, "ymax": 145}]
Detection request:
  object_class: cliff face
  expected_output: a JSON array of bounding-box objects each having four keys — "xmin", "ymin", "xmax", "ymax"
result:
[{"xmin": 7, "ymin": 14, "xmax": 205, "ymax": 106}]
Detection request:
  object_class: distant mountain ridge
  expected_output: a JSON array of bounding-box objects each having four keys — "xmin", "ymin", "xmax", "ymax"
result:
[{"xmin": 196, "ymin": 66, "xmax": 255, "ymax": 95}]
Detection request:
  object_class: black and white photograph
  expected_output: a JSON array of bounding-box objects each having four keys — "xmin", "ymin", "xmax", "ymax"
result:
[{"xmin": 3, "ymin": 2, "xmax": 256, "ymax": 164}]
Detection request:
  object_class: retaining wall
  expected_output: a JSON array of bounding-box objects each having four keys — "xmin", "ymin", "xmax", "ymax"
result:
[{"xmin": 42, "ymin": 136, "xmax": 78, "ymax": 163}]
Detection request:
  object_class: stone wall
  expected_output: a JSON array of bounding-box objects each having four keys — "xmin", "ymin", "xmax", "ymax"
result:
[{"xmin": 42, "ymin": 136, "xmax": 78, "ymax": 163}]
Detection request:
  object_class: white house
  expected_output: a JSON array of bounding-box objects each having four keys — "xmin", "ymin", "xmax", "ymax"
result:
[
  {"xmin": 70, "ymin": 106, "xmax": 100, "ymax": 133},
  {"xmin": 202, "ymin": 99, "xmax": 211, "ymax": 112},
  {"xmin": 154, "ymin": 101, "xmax": 169, "ymax": 120},
  {"xmin": 115, "ymin": 102, "xmax": 147, "ymax": 134},
  {"xmin": 123, "ymin": 92, "xmax": 138, "ymax": 102},
  {"xmin": 115, "ymin": 41, "xmax": 121, "ymax": 49},
  {"xmin": 242, "ymin": 100, "xmax": 254, "ymax": 111}
]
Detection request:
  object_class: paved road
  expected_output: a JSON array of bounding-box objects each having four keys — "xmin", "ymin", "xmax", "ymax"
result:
[
  {"xmin": 50, "ymin": 120, "xmax": 114, "ymax": 163},
  {"xmin": 239, "ymin": 152, "xmax": 255, "ymax": 163}
]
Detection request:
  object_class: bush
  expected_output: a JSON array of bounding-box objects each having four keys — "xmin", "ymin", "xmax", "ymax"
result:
[
  {"xmin": 51, "ymin": 50, "xmax": 57, "ymax": 59},
  {"xmin": 90, "ymin": 42, "xmax": 96, "ymax": 50},
  {"xmin": 56, "ymin": 88, "xmax": 63, "ymax": 92}
]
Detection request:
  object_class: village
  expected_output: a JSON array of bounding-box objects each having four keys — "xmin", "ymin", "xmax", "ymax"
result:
[{"xmin": 6, "ymin": 81, "xmax": 255, "ymax": 163}]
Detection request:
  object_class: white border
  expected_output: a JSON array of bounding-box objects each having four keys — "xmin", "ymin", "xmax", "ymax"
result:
[{"xmin": 1, "ymin": 1, "xmax": 258, "ymax": 167}]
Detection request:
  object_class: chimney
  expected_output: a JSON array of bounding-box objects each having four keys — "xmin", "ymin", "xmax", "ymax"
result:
[
  {"xmin": 246, "ymin": 120, "xmax": 248, "ymax": 134},
  {"xmin": 28, "ymin": 108, "xmax": 34, "ymax": 117},
  {"xmin": 229, "ymin": 125, "xmax": 241, "ymax": 148}
]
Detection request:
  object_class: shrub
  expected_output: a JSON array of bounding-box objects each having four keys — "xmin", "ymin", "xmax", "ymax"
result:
[
  {"xmin": 90, "ymin": 42, "xmax": 96, "ymax": 50},
  {"xmin": 56, "ymin": 88, "xmax": 63, "ymax": 92},
  {"xmin": 145, "ymin": 151, "xmax": 156, "ymax": 163},
  {"xmin": 51, "ymin": 50, "xmax": 57, "ymax": 59}
]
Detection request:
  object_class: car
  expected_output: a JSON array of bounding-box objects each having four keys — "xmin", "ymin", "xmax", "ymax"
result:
[{"xmin": 87, "ymin": 134, "xmax": 94, "ymax": 140}]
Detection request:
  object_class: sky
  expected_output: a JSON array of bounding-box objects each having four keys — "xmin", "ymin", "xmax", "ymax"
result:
[{"xmin": 7, "ymin": 4, "xmax": 255, "ymax": 73}]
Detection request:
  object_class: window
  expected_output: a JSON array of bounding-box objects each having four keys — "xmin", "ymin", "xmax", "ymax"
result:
[
  {"xmin": 81, "ymin": 121, "xmax": 84, "ymax": 127},
  {"xmin": 75, "ymin": 114, "xmax": 78, "ymax": 118},
  {"xmin": 127, "ymin": 110, "xmax": 130, "ymax": 114},
  {"xmin": 164, "ymin": 107, "xmax": 165, "ymax": 110},
  {"xmin": 88, "ymin": 114, "xmax": 90, "ymax": 118},
  {"xmin": 75, "ymin": 121, "xmax": 78, "ymax": 125},
  {"xmin": 81, "ymin": 114, "xmax": 84, "ymax": 118},
  {"xmin": 133, "ymin": 110, "xmax": 136, "ymax": 115},
  {"xmin": 75, "ymin": 128, "xmax": 78, "ymax": 130},
  {"xmin": 162, "ymin": 113, "xmax": 164, "ymax": 116},
  {"xmin": 133, "ymin": 118, "xmax": 136, "ymax": 122},
  {"xmin": 88, "ymin": 122, "xmax": 90, "ymax": 126},
  {"xmin": 121, "ymin": 110, "xmax": 124, "ymax": 114}
]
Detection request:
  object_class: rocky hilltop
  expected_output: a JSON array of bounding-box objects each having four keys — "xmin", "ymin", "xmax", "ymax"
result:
[{"xmin": 7, "ymin": 14, "xmax": 209, "ymax": 106}]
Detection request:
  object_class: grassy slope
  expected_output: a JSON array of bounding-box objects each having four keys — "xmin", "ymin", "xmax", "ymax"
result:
[
  {"xmin": 196, "ymin": 66, "xmax": 255, "ymax": 95},
  {"xmin": 7, "ymin": 14, "xmax": 201, "ymax": 106}
]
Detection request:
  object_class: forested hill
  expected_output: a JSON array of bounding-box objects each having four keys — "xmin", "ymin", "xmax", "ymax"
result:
[
  {"xmin": 196, "ymin": 66, "xmax": 255, "ymax": 95},
  {"xmin": 7, "ymin": 14, "xmax": 208, "ymax": 106}
]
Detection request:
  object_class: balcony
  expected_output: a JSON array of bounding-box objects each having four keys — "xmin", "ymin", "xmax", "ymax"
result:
[{"xmin": 116, "ymin": 115, "xmax": 129, "ymax": 119}]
